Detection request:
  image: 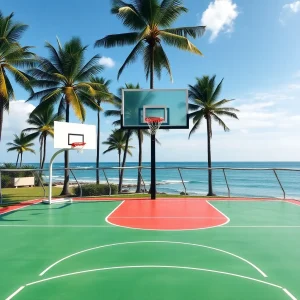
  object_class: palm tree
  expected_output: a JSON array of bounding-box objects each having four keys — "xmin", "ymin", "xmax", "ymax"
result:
[
  {"xmin": 188, "ymin": 75, "xmax": 239, "ymax": 196},
  {"xmin": 0, "ymin": 11, "xmax": 36, "ymax": 141},
  {"xmin": 28, "ymin": 37, "xmax": 111, "ymax": 195},
  {"xmin": 90, "ymin": 76, "xmax": 113, "ymax": 184},
  {"xmin": 95, "ymin": 0, "xmax": 205, "ymax": 88},
  {"xmin": 6, "ymin": 132, "xmax": 35, "ymax": 167},
  {"xmin": 102, "ymin": 129, "xmax": 134, "ymax": 191},
  {"xmin": 22, "ymin": 106, "xmax": 63, "ymax": 170}
]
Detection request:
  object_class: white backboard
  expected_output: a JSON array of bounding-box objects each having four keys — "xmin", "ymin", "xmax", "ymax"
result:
[{"xmin": 54, "ymin": 121, "xmax": 96, "ymax": 150}]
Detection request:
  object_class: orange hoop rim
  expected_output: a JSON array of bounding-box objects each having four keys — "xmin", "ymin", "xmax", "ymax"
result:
[
  {"xmin": 145, "ymin": 117, "xmax": 164, "ymax": 123},
  {"xmin": 71, "ymin": 142, "xmax": 86, "ymax": 148}
]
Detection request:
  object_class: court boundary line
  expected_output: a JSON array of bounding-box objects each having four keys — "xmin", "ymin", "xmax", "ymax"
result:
[
  {"xmin": 105, "ymin": 200, "xmax": 229, "ymax": 231},
  {"xmin": 5, "ymin": 286, "xmax": 24, "ymax": 300},
  {"xmin": 1, "ymin": 224, "xmax": 300, "ymax": 228},
  {"xmin": 6, "ymin": 265, "xmax": 297, "ymax": 300},
  {"xmin": 39, "ymin": 240, "xmax": 267, "ymax": 277}
]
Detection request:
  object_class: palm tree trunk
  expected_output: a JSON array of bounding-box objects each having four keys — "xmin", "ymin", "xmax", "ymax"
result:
[
  {"xmin": 20, "ymin": 151, "xmax": 23, "ymax": 168},
  {"xmin": 118, "ymin": 149, "xmax": 121, "ymax": 193},
  {"xmin": 119, "ymin": 130, "xmax": 131, "ymax": 193},
  {"xmin": 61, "ymin": 102, "xmax": 70, "ymax": 195},
  {"xmin": 41, "ymin": 135, "xmax": 47, "ymax": 170},
  {"xmin": 136, "ymin": 129, "xmax": 142, "ymax": 193},
  {"xmin": 206, "ymin": 115, "xmax": 215, "ymax": 196},
  {"xmin": 96, "ymin": 101, "xmax": 101, "ymax": 184},
  {"xmin": 16, "ymin": 153, "xmax": 19, "ymax": 167},
  {"xmin": 39, "ymin": 137, "xmax": 43, "ymax": 169}
]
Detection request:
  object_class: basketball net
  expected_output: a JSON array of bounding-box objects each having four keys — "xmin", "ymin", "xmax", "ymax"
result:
[
  {"xmin": 145, "ymin": 117, "xmax": 164, "ymax": 135},
  {"xmin": 71, "ymin": 142, "xmax": 86, "ymax": 153}
]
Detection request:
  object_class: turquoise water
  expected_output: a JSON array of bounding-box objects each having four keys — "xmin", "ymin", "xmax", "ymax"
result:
[{"xmin": 37, "ymin": 161, "xmax": 300, "ymax": 199}]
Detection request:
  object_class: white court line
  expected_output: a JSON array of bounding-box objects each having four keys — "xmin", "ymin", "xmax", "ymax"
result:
[
  {"xmin": 283, "ymin": 288, "xmax": 298, "ymax": 300},
  {"xmin": 5, "ymin": 286, "xmax": 24, "ymax": 300},
  {"xmin": 1, "ymin": 224, "xmax": 300, "ymax": 228},
  {"xmin": 0, "ymin": 224, "xmax": 112, "ymax": 228},
  {"xmin": 105, "ymin": 201, "xmax": 125, "ymax": 227},
  {"xmin": 206, "ymin": 200, "xmax": 230, "ymax": 227},
  {"xmin": 224, "ymin": 226, "xmax": 300, "ymax": 228},
  {"xmin": 6, "ymin": 266, "xmax": 296, "ymax": 300},
  {"xmin": 39, "ymin": 240, "xmax": 267, "ymax": 277}
]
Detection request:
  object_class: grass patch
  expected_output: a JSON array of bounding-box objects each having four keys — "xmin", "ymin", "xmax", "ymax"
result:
[{"xmin": 1, "ymin": 187, "xmax": 63, "ymax": 204}]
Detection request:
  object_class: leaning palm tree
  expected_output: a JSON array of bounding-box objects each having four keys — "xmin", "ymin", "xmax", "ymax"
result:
[
  {"xmin": 0, "ymin": 11, "xmax": 36, "ymax": 141},
  {"xmin": 28, "ymin": 37, "xmax": 111, "ymax": 195},
  {"xmin": 90, "ymin": 76, "xmax": 113, "ymax": 184},
  {"xmin": 188, "ymin": 75, "xmax": 239, "ymax": 196},
  {"xmin": 6, "ymin": 132, "xmax": 35, "ymax": 167},
  {"xmin": 22, "ymin": 106, "xmax": 63, "ymax": 170},
  {"xmin": 102, "ymin": 129, "xmax": 134, "ymax": 192},
  {"xmin": 95, "ymin": 0, "xmax": 205, "ymax": 88}
]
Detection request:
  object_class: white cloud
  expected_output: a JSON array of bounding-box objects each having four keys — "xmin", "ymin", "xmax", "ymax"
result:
[
  {"xmin": 280, "ymin": 1, "xmax": 300, "ymax": 24},
  {"xmin": 200, "ymin": 0, "xmax": 239, "ymax": 42},
  {"xmin": 2, "ymin": 101, "xmax": 35, "ymax": 140},
  {"xmin": 99, "ymin": 56, "xmax": 116, "ymax": 68},
  {"xmin": 283, "ymin": 1, "xmax": 300, "ymax": 13},
  {"xmin": 288, "ymin": 83, "xmax": 300, "ymax": 90}
]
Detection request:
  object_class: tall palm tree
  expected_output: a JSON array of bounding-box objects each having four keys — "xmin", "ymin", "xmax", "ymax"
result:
[
  {"xmin": 0, "ymin": 11, "xmax": 36, "ymax": 141},
  {"xmin": 6, "ymin": 132, "xmax": 35, "ymax": 167},
  {"xmin": 102, "ymin": 129, "xmax": 134, "ymax": 191},
  {"xmin": 22, "ymin": 106, "xmax": 63, "ymax": 170},
  {"xmin": 95, "ymin": 0, "xmax": 205, "ymax": 88},
  {"xmin": 28, "ymin": 37, "xmax": 111, "ymax": 195},
  {"xmin": 188, "ymin": 75, "xmax": 239, "ymax": 196},
  {"xmin": 90, "ymin": 76, "xmax": 113, "ymax": 184}
]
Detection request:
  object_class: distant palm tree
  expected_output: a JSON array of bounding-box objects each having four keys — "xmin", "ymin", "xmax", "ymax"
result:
[
  {"xmin": 7, "ymin": 132, "xmax": 35, "ymax": 167},
  {"xmin": 188, "ymin": 75, "xmax": 239, "ymax": 196},
  {"xmin": 90, "ymin": 76, "xmax": 113, "ymax": 184},
  {"xmin": 102, "ymin": 129, "xmax": 134, "ymax": 190},
  {"xmin": 22, "ymin": 106, "xmax": 63, "ymax": 170},
  {"xmin": 0, "ymin": 11, "xmax": 36, "ymax": 141},
  {"xmin": 95, "ymin": 0, "xmax": 205, "ymax": 88},
  {"xmin": 28, "ymin": 37, "xmax": 111, "ymax": 195}
]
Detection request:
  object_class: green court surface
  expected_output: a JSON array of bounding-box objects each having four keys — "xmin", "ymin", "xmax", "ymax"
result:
[{"xmin": 1, "ymin": 199, "xmax": 300, "ymax": 299}]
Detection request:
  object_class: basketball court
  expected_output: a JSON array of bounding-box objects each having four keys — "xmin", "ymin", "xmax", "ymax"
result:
[
  {"xmin": 1, "ymin": 89, "xmax": 299, "ymax": 299},
  {"xmin": 1, "ymin": 197, "xmax": 300, "ymax": 299}
]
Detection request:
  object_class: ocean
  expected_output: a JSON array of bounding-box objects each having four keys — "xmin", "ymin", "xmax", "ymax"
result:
[{"xmin": 37, "ymin": 161, "xmax": 300, "ymax": 199}]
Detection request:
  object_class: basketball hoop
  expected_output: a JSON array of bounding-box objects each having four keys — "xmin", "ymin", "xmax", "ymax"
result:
[
  {"xmin": 145, "ymin": 117, "xmax": 164, "ymax": 135},
  {"xmin": 71, "ymin": 142, "xmax": 86, "ymax": 153}
]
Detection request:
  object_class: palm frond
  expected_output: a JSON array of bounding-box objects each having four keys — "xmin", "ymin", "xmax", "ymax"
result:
[{"xmin": 95, "ymin": 32, "xmax": 139, "ymax": 48}]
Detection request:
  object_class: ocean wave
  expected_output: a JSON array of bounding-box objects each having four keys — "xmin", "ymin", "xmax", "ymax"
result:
[{"xmin": 162, "ymin": 180, "xmax": 189, "ymax": 184}]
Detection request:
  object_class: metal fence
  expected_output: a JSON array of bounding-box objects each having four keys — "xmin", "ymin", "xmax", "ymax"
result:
[{"xmin": 1, "ymin": 166, "xmax": 300, "ymax": 204}]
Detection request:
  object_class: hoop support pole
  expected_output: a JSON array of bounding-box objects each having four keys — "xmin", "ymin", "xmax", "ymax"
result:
[
  {"xmin": 151, "ymin": 134, "xmax": 156, "ymax": 199},
  {"xmin": 48, "ymin": 148, "xmax": 72, "ymax": 204}
]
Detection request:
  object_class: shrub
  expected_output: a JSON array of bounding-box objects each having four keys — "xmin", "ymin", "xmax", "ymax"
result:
[
  {"xmin": 1, "ymin": 174, "xmax": 13, "ymax": 188},
  {"xmin": 73, "ymin": 184, "xmax": 118, "ymax": 196}
]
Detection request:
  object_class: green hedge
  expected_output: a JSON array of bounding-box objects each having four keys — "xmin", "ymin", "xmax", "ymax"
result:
[{"xmin": 73, "ymin": 184, "xmax": 118, "ymax": 196}]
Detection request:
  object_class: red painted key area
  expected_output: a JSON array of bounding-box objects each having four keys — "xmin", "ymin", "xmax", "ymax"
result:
[{"xmin": 107, "ymin": 199, "xmax": 229, "ymax": 230}]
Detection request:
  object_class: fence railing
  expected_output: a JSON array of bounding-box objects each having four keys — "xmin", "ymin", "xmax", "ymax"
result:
[{"xmin": 1, "ymin": 166, "xmax": 300, "ymax": 204}]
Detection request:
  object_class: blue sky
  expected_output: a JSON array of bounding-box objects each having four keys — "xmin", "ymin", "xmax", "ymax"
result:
[{"xmin": 0, "ymin": 0, "xmax": 300, "ymax": 163}]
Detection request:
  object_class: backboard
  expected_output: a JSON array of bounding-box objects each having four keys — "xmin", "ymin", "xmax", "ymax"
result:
[
  {"xmin": 121, "ymin": 89, "xmax": 189, "ymax": 129},
  {"xmin": 54, "ymin": 121, "xmax": 96, "ymax": 149}
]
